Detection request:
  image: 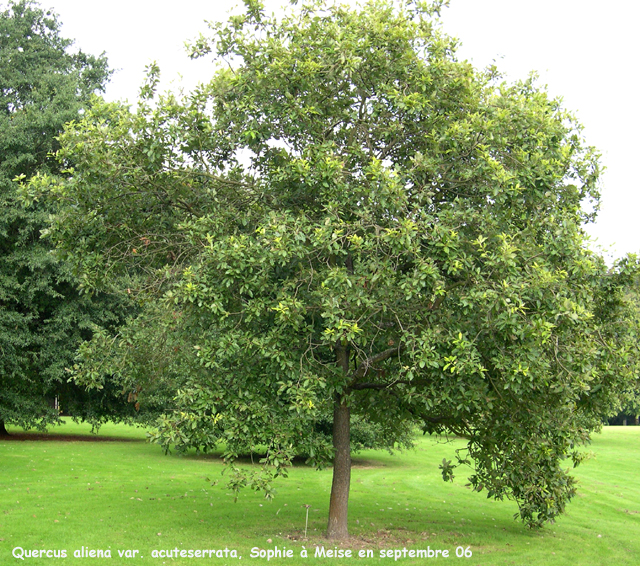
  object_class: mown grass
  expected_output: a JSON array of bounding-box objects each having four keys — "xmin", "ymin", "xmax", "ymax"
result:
[{"xmin": 1, "ymin": 421, "xmax": 639, "ymax": 565}]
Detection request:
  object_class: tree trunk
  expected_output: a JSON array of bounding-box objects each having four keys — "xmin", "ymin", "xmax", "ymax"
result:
[
  {"xmin": 327, "ymin": 397, "xmax": 351, "ymax": 539},
  {"xmin": 623, "ymin": 417, "xmax": 628, "ymax": 426},
  {"xmin": 0, "ymin": 420, "xmax": 9, "ymax": 436},
  {"xmin": 326, "ymin": 345, "xmax": 351, "ymax": 540}
]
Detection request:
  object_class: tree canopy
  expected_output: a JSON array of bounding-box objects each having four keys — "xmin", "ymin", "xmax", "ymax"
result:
[
  {"xmin": 26, "ymin": 0, "xmax": 640, "ymax": 538},
  {"xmin": 0, "ymin": 0, "xmax": 146, "ymax": 433}
]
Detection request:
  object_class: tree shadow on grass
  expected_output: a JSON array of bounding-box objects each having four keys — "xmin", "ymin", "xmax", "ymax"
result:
[
  {"xmin": 0, "ymin": 432, "xmax": 142, "ymax": 442},
  {"xmin": 180, "ymin": 450, "xmax": 401, "ymax": 469}
]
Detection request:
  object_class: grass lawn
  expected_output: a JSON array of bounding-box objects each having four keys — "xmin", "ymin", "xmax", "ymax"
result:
[{"xmin": 1, "ymin": 421, "xmax": 639, "ymax": 565}]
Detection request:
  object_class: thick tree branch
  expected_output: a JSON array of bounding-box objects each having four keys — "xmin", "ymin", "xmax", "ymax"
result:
[
  {"xmin": 350, "ymin": 380, "xmax": 412, "ymax": 391},
  {"xmin": 350, "ymin": 344, "xmax": 403, "ymax": 381}
]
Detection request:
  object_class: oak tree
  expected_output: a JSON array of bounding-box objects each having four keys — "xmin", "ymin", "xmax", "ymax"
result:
[{"xmin": 28, "ymin": 0, "xmax": 640, "ymax": 537}]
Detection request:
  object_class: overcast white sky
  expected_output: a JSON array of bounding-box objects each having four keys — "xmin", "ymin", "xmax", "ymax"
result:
[{"xmin": 37, "ymin": 0, "xmax": 639, "ymax": 262}]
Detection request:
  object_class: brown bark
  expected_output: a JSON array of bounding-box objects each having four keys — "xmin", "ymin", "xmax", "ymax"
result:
[
  {"xmin": 326, "ymin": 345, "xmax": 351, "ymax": 540},
  {"xmin": 0, "ymin": 420, "xmax": 9, "ymax": 436},
  {"xmin": 326, "ymin": 396, "xmax": 351, "ymax": 539}
]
